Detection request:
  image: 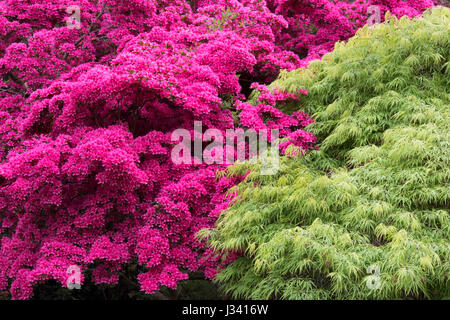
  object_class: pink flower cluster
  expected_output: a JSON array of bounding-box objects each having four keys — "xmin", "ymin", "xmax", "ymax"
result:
[
  {"xmin": 236, "ymin": 83, "xmax": 315, "ymax": 150},
  {"xmin": 0, "ymin": 0, "xmax": 436, "ymax": 299},
  {"xmin": 270, "ymin": 0, "xmax": 435, "ymax": 65}
]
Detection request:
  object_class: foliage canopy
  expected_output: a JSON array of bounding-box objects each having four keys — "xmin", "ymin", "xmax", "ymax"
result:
[{"xmin": 200, "ymin": 7, "xmax": 450, "ymax": 300}]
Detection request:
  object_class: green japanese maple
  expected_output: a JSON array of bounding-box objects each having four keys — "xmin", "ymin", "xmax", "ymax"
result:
[{"xmin": 200, "ymin": 7, "xmax": 450, "ymax": 300}]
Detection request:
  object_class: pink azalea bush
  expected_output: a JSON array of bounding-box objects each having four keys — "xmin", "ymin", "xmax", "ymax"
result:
[{"xmin": 0, "ymin": 0, "xmax": 436, "ymax": 299}]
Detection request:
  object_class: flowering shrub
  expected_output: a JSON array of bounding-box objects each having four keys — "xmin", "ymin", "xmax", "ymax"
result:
[
  {"xmin": 0, "ymin": 0, "xmax": 438, "ymax": 299},
  {"xmin": 269, "ymin": 0, "xmax": 436, "ymax": 65}
]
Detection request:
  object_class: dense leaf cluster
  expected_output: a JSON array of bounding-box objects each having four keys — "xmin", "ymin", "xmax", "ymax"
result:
[{"xmin": 201, "ymin": 7, "xmax": 450, "ymax": 299}]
